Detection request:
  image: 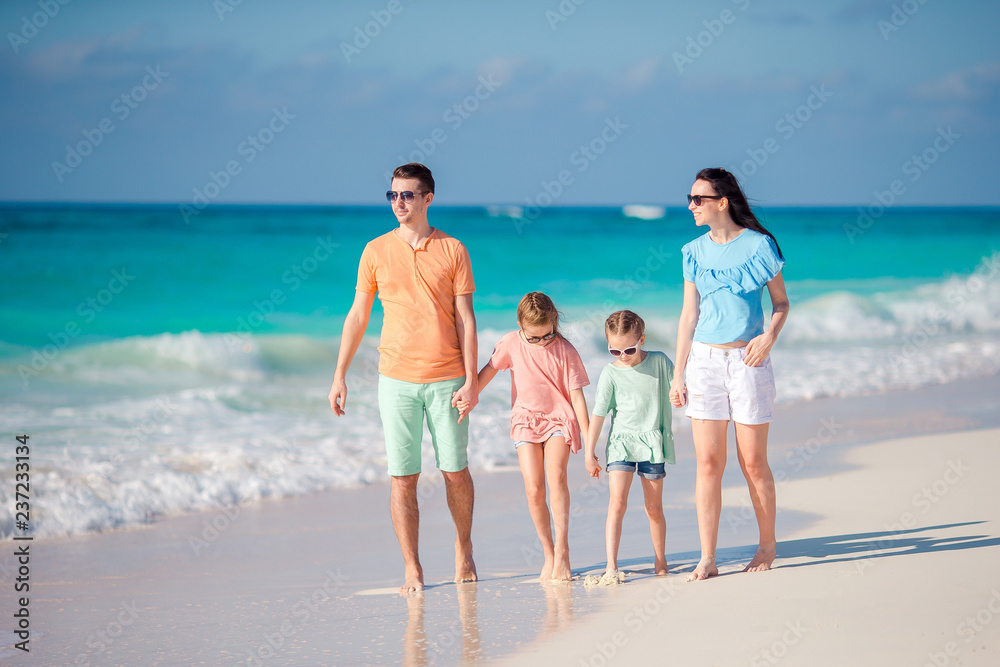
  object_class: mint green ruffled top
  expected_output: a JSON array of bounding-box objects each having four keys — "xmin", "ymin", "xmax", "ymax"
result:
[{"xmin": 592, "ymin": 351, "xmax": 675, "ymax": 465}]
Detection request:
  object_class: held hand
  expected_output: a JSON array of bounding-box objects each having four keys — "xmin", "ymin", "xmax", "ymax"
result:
[
  {"xmin": 669, "ymin": 382, "xmax": 687, "ymax": 408},
  {"xmin": 329, "ymin": 379, "xmax": 348, "ymax": 416},
  {"xmin": 452, "ymin": 384, "xmax": 478, "ymax": 424},
  {"xmin": 453, "ymin": 396, "xmax": 472, "ymax": 422},
  {"xmin": 743, "ymin": 332, "xmax": 775, "ymax": 368},
  {"xmin": 586, "ymin": 454, "xmax": 601, "ymax": 479}
]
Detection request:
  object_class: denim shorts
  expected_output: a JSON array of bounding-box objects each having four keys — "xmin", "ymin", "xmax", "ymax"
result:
[
  {"xmin": 684, "ymin": 342, "xmax": 776, "ymax": 425},
  {"xmin": 606, "ymin": 460, "xmax": 666, "ymax": 480}
]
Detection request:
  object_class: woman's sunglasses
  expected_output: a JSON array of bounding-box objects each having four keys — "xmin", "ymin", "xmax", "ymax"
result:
[
  {"xmin": 386, "ymin": 190, "xmax": 426, "ymax": 203},
  {"xmin": 608, "ymin": 345, "xmax": 639, "ymax": 357},
  {"xmin": 523, "ymin": 330, "xmax": 557, "ymax": 344},
  {"xmin": 687, "ymin": 194, "xmax": 724, "ymax": 206}
]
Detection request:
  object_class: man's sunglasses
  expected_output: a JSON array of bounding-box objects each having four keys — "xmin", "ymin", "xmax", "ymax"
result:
[
  {"xmin": 687, "ymin": 194, "xmax": 724, "ymax": 206},
  {"xmin": 608, "ymin": 345, "xmax": 639, "ymax": 357},
  {"xmin": 386, "ymin": 190, "xmax": 427, "ymax": 203},
  {"xmin": 523, "ymin": 331, "xmax": 557, "ymax": 344}
]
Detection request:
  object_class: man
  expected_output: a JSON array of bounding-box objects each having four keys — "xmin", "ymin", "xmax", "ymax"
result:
[{"xmin": 328, "ymin": 163, "xmax": 479, "ymax": 595}]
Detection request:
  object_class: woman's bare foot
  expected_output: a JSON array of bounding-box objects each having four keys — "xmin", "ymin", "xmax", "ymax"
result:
[
  {"xmin": 654, "ymin": 557, "xmax": 669, "ymax": 576},
  {"xmin": 400, "ymin": 563, "xmax": 425, "ymax": 596},
  {"xmin": 686, "ymin": 556, "xmax": 718, "ymax": 582},
  {"xmin": 743, "ymin": 542, "xmax": 776, "ymax": 573}
]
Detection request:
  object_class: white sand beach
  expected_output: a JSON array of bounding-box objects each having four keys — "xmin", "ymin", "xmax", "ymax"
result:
[{"xmin": 3, "ymin": 375, "xmax": 999, "ymax": 665}]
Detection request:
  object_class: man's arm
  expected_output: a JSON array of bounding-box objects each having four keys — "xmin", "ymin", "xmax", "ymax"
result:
[
  {"xmin": 329, "ymin": 290, "xmax": 376, "ymax": 416},
  {"xmin": 451, "ymin": 293, "xmax": 479, "ymax": 421}
]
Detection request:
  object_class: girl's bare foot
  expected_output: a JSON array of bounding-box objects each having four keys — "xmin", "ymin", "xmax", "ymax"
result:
[
  {"xmin": 539, "ymin": 553, "xmax": 554, "ymax": 582},
  {"xmin": 549, "ymin": 551, "xmax": 572, "ymax": 581},
  {"xmin": 654, "ymin": 557, "xmax": 669, "ymax": 576},
  {"xmin": 686, "ymin": 556, "xmax": 718, "ymax": 582}
]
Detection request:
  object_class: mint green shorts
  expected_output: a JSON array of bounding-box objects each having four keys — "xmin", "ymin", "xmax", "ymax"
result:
[{"xmin": 377, "ymin": 375, "xmax": 469, "ymax": 476}]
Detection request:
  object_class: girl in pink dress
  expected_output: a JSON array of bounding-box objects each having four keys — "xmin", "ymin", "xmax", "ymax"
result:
[{"xmin": 474, "ymin": 292, "xmax": 591, "ymax": 581}]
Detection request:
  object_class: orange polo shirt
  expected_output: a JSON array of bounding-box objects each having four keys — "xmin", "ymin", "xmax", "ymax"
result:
[{"xmin": 356, "ymin": 228, "xmax": 475, "ymax": 383}]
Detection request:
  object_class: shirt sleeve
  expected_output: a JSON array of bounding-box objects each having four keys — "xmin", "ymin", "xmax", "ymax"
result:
[
  {"xmin": 453, "ymin": 243, "xmax": 476, "ymax": 295},
  {"xmin": 592, "ymin": 367, "xmax": 615, "ymax": 417},
  {"xmin": 489, "ymin": 335, "xmax": 512, "ymax": 371},
  {"xmin": 565, "ymin": 341, "xmax": 590, "ymax": 391},
  {"xmin": 355, "ymin": 243, "xmax": 377, "ymax": 293},
  {"xmin": 681, "ymin": 242, "xmax": 697, "ymax": 283},
  {"xmin": 755, "ymin": 235, "xmax": 785, "ymax": 281}
]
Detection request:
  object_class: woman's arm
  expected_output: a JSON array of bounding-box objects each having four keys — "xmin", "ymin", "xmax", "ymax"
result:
[
  {"xmin": 584, "ymin": 414, "xmax": 606, "ymax": 478},
  {"xmin": 569, "ymin": 388, "xmax": 590, "ymax": 455},
  {"xmin": 744, "ymin": 272, "xmax": 789, "ymax": 367},
  {"xmin": 670, "ymin": 280, "xmax": 700, "ymax": 407}
]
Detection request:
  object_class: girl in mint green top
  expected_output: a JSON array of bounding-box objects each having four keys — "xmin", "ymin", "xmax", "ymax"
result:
[{"xmin": 585, "ymin": 311, "xmax": 674, "ymax": 580}]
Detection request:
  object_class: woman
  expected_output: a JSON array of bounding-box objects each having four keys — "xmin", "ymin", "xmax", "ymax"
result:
[{"xmin": 669, "ymin": 168, "xmax": 789, "ymax": 581}]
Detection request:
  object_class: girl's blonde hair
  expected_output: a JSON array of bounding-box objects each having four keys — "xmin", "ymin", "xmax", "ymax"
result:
[
  {"xmin": 517, "ymin": 292, "xmax": 561, "ymax": 335},
  {"xmin": 605, "ymin": 310, "xmax": 645, "ymax": 339}
]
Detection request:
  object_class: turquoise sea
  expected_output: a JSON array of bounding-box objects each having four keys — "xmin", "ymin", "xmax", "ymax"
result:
[{"xmin": 2, "ymin": 204, "xmax": 999, "ymax": 538}]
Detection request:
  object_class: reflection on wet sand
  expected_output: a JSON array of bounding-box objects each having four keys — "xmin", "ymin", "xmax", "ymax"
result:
[
  {"xmin": 403, "ymin": 592, "xmax": 427, "ymax": 667},
  {"xmin": 402, "ymin": 583, "xmax": 481, "ymax": 666},
  {"xmin": 541, "ymin": 582, "xmax": 574, "ymax": 637}
]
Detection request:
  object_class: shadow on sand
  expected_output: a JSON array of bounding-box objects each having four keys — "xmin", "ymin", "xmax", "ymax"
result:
[{"xmin": 772, "ymin": 521, "xmax": 1000, "ymax": 569}]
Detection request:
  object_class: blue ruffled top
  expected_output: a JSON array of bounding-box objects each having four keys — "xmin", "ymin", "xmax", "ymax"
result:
[{"xmin": 682, "ymin": 229, "xmax": 784, "ymax": 344}]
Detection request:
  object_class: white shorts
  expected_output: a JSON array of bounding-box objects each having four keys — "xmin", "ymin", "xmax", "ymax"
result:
[{"xmin": 684, "ymin": 342, "xmax": 776, "ymax": 424}]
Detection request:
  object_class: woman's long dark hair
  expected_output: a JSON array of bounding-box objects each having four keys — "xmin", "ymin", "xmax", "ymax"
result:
[{"xmin": 696, "ymin": 168, "xmax": 783, "ymax": 260}]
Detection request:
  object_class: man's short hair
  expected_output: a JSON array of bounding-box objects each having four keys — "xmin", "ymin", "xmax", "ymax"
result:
[{"xmin": 392, "ymin": 163, "xmax": 435, "ymax": 195}]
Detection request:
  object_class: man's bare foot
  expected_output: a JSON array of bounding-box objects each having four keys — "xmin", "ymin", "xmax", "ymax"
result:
[
  {"xmin": 654, "ymin": 557, "xmax": 669, "ymax": 576},
  {"xmin": 400, "ymin": 564, "xmax": 425, "ymax": 596},
  {"xmin": 455, "ymin": 548, "xmax": 478, "ymax": 583},
  {"xmin": 685, "ymin": 556, "xmax": 718, "ymax": 582},
  {"xmin": 743, "ymin": 542, "xmax": 776, "ymax": 573}
]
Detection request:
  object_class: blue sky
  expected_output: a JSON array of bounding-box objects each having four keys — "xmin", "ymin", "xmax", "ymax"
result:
[{"xmin": 1, "ymin": 0, "xmax": 998, "ymax": 206}]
